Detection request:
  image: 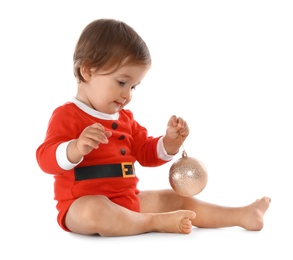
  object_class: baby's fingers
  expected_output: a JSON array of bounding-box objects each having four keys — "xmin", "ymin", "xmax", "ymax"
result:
[
  {"xmin": 168, "ymin": 115, "xmax": 179, "ymax": 127},
  {"xmin": 82, "ymin": 124, "xmax": 111, "ymax": 144}
]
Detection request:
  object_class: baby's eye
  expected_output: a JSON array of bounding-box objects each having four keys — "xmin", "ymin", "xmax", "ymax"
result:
[{"xmin": 117, "ymin": 80, "xmax": 126, "ymax": 86}]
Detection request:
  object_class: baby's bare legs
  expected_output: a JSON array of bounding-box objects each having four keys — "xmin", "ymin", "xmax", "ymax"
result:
[
  {"xmin": 65, "ymin": 195, "xmax": 196, "ymax": 237},
  {"xmin": 139, "ymin": 189, "xmax": 271, "ymax": 231},
  {"xmin": 65, "ymin": 190, "xmax": 270, "ymax": 237}
]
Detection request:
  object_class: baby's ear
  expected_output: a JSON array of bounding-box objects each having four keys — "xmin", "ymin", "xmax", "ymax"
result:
[{"xmin": 80, "ymin": 65, "xmax": 92, "ymax": 81}]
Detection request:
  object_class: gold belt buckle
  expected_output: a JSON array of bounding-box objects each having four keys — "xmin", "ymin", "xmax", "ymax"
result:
[{"xmin": 121, "ymin": 162, "xmax": 135, "ymax": 177}]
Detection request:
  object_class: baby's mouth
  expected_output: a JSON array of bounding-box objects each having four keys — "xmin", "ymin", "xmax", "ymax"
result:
[
  {"xmin": 114, "ymin": 101, "xmax": 123, "ymax": 107},
  {"xmin": 115, "ymin": 99, "xmax": 126, "ymax": 106}
]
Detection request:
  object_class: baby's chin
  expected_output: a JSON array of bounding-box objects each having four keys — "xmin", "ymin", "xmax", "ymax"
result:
[
  {"xmin": 112, "ymin": 105, "xmax": 122, "ymax": 113},
  {"xmin": 96, "ymin": 102, "xmax": 120, "ymax": 114}
]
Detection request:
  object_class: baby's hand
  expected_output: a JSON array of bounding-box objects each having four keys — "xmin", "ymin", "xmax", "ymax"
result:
[
  {"xmin": 67, "ymin": 123, "xmax": 112, "ymax": 163},
  {"xmin": 76, "ymin": 123, "xmax": 112, "ymax": 155},
  {"xmin": 166, "ymin": 115, "xmax": 189, "ymax": 140},
  {"xmin": 163, "ymin": 115, "xmax": 189, "ymax": 155}
]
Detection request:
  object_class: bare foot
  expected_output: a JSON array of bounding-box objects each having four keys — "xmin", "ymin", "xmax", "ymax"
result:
[
  {"xmin": 241, "ymin": 196, "xmax": 271, "ymax": 231},
  {"xmin": 152, "ymin": 210, "xmax": 196, "ymax": 234}
]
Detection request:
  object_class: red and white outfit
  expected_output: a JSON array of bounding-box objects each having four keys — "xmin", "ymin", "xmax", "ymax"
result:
[{"xmin": 36, "ymin": 97, "xmax": 173, "ymax": 231}]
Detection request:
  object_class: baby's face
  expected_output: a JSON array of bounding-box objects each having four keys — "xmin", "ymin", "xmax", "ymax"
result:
[{"xmin": 78, "ymin": 64, "xmax": 150, "ymax": 114}]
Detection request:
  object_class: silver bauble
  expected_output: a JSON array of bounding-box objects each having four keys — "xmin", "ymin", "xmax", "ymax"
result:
[{"xmin": 169, "ymin": 150, "xmax": 208, "ymax": 197}]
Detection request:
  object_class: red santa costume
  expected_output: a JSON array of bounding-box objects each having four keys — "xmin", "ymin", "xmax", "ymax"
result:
[{"xmin": 36, "ymin": 98, "xmax": 173, "ymax": 231}]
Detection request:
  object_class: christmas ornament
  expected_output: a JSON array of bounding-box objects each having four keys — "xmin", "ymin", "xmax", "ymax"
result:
[{"xmin": 169, "ymin": 150, "xmax": 208, "ymax": 197}]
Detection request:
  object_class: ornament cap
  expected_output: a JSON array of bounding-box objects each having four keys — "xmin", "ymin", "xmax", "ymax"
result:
[{"xmin": 182, "ymin": 150, "xmax": 187, "ymax": 158}]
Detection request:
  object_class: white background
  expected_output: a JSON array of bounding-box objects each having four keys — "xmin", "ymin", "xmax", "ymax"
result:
[{"xmin": 1, "ymin": 0, "xmax": 292, "ymax": 259}]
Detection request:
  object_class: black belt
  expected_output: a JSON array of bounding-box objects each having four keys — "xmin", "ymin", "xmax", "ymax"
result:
[{"xmin": 74, "ymin": 162, "xmax": 135, "ymax": 181}]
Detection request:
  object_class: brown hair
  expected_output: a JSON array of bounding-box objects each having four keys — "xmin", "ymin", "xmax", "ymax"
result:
[{"xmin": 73, "ymin": 19, "xmax": 151, "ymax": 82}]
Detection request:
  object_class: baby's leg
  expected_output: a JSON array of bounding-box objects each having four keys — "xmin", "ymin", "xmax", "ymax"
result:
[
  {"xmin": 65, "ymin": 195, "xmax": 196, "ymax": 237},
  {"xmin": 139, "ymin": 189, "xmax": 271, "ymax": 231},
  {"xmin": 186, "ymin": 196, "xmax": 271, "ymax": 230}
]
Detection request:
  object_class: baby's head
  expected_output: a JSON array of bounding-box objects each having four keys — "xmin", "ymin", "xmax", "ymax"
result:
[{"xmin": 73, "ymin": 19, "xmax": 151, "ymax": 82}]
